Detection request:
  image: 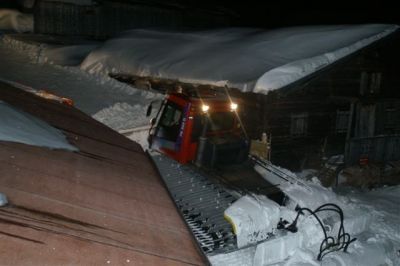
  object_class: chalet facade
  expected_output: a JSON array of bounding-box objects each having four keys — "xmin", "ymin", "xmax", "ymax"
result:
[{"xmin": 239, "ymin": 33, "xmax": 400, "ymax": 171}]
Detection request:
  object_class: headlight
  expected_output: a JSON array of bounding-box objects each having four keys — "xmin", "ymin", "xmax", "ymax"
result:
[
  {"xmin": 202, "ymin": 104, "xmax": 210, "ymax": 112},
  {"xmin": 230, "ymin": 102, "xmax": 238, "ymax": 111}
]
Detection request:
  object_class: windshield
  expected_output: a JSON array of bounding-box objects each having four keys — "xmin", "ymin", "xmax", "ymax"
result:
[
  {"xmin": 208, "ymin": 112, "xmax": 236, "ymax": 132},
  {"xmin": 192, "ymin": 112, "xmax": 238, "ymax": 141}
]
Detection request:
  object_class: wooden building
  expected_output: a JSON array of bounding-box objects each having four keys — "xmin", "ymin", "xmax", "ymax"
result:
[
  {"xmin": 33, "ymin": 0, "xmax": 235, "ymax": 39},
  {"xmin": 238, "ymin": 32, "xmax": 400, "ymax": 171}
]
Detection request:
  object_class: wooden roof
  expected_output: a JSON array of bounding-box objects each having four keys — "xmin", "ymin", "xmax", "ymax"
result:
[{"xmin": 0, "ymin": 82, "xmax": 206, "ymax": 265}]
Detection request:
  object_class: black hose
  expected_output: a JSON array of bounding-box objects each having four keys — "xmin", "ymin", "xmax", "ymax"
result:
[{"xmin": 282, "ymin": 203, "xmax": 357, "ymax": 261}]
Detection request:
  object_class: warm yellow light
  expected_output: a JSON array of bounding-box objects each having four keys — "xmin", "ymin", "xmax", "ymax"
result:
[
  {"xmin": 230, "ymin": 102, "xmax": 238, "ymax": 111},
  {"xmin": 202, "ymin": 104, "xmax": 210, "ymax": 112}
]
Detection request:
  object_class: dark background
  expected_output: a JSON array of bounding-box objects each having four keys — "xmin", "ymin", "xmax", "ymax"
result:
[
  {"xmin": 1, "ymin": 0, "xmax": 399, "ymax": 28},
  {"xmin": 228, "ymin": 2, "xmax": 400, "ymax": 28}
]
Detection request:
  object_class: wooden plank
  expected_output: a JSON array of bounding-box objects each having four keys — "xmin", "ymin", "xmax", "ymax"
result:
[{"xmin": 0, "ymin": 83, "xmax": 206, "ymax": 265}]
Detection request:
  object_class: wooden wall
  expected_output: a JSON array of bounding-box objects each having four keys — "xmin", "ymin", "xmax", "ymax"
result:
[
  {"xmin": 34, "ymin": 0, "xmax": 233, "ymax": 39},
  {"xmin": 238, "ymin": 33, "xmax": 400, "ymax": 170}
]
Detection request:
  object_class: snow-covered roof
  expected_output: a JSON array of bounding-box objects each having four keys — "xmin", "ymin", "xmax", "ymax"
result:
[
  {"xmin": 0, "ymin": 100, "xmax": 77, "ymax": 151},
  {"xmin": 81, "ymin": 24, "xmax": 399, "ymax": 94}
]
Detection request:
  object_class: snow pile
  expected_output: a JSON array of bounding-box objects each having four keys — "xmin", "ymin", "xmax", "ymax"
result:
[
  {"xmin": 350, "ymin": 186, "xmax": 400, "ymax": 244},
  {"xmin": 224, "ymin": 194, "xmax": 282, "ymax": 248},
  {"xmin": 81, "ymin": 24, "xmax": 398, "ymax": 94},
  {"xmin": 1, "ymin": 35, "xmax": 98, "ymax": 66},
  {"xmin": 0, "ymin": 193, "xmax": 8, "ymax": 207},
  {"xmin": 0, "ymin": 40, "xmax": 161, "ymax": 133},
  {"xmin": 120, "ymin": 126, "xmax": 151, "ymax": 150},
  {"xmin": 0, "ymin": 9, "xmax": 33, "ymax": 33},
  {"xmin": 0, "ymin": 35, "xmax": 42, "ymax": 61},
  {"xmin": 0, "ymin": 101, "xmax": 78, "ymax": 151},
  {"xmin": 93, "ymin": 102, "xmax": 152, "ymax": 131},
  {"xmin": 39, "ymin": 44, "xmax": 99, "ymax": 66},
  {"xmin": 247, "ymin": 166, "xmax": 400, "ymax": 266}
]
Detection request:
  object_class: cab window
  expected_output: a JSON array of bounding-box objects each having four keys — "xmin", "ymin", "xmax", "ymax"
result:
[{"xmin": 156, "ymin": 103, "xmax": 183, "ymax": 142}]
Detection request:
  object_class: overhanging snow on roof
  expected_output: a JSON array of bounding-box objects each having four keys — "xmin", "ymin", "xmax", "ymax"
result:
[
  {"xmin": 81, "ymin": 24, "xmax": 399, "ymax": 95},
  {"xmin": 0, "ymin": 100, "xmax": 78, "ymax": 151}
]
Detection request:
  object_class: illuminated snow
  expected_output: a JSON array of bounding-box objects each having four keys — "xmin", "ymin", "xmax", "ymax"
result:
[{"xmin": 81, "ymin": 24, "xmax": 398, "ymax": 94}]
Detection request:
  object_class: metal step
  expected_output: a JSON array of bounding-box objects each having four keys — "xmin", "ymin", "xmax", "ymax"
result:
[{"xmin": 150, "ymin": 152, "xmax": 239, "ymax": 255}]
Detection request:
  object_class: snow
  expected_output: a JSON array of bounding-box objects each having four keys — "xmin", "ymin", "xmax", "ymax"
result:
[
  {"xmin": 39, "ymin": 44, "xmax": 99, "ymax": 66},
  {"xmin": 0, "ymin": 35, "xmax": 161, "ymax": 141},
  {"xmin": 1, "ymin": 34, "xmax": 99, "ymax": 66},
  {"xmin": 81, "ymin": 24, "xmax": 398, "ymax": 94},
  {"xmin": 250, "ymin": 166, "xmax": 400, "ymax": 266},
  {"xmin": 0, "ymin": 9, "xmax": 33, "ymax": 33},
  {"xmin": 209, "ymin": 246, "xmax": 256, "ymax": 266},
  {"xmin": 224, "ymin": 194, "xmax": 281, "ymax": 248},
  {"xmin": 0, "ymin": 101, "xmax": 78, "ymax": 151}
]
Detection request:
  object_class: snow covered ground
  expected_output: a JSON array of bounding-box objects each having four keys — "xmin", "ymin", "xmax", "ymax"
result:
[
  {"xmin": 0, "ymin": 27, "xmax": 399, "ymax": 266},
  {"xmin": 211, "ymin": 170, "xmax": 400, "ymax": 266}
]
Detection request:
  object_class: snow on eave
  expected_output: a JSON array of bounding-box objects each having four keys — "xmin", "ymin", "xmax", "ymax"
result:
[
  {"xmin": 0, "ymin": 100, "xmax": 78, "ymax": 151},
  {"xmin": 81, "ymin": 24, "xmax": 400, "ymax": 96},
  {"xmin": 254, "ymin": 25, "xmax": 399, "ymax": 94}
]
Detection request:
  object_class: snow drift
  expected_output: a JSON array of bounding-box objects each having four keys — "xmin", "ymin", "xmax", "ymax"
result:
[
  {"xmin": 0, "ymin": 101, "xmax": 77, "ymax": 151},
  {"xmin": 0, "ymin": 9, "xmax": 33, "ymax": 33},
  {"xmin": 81, "ymin": 24, "xmax": 399, "ymax": 94}
]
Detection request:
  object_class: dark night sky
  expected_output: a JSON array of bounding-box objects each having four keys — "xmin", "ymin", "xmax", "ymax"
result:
[
  {"xmin": 224, "ymin": 2, "xmax": 400, "ymax": 28},
  {"xmin": 1, "ymin": 0, "xmax": 399, "ymax": 28}
]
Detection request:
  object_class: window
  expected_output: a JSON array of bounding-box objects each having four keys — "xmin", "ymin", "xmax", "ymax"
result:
[
  {"xmin": 291, "ymin": 113, "xmax": 308, "ymax": 137},
  {"xmin": 191, "ymin": 112, "xmax": 237, "ymax": 141},
  {"xmin": 384, "ymin": 103, "xmax": 399, "ymax": 131},
  {"xmin": 336, "ymin": 110, "xmax": 350, "ymax": 133},
  {"xmin": 370, "ymin": 73, "xmax": 382, "ymax": 93},
  {"xmin": 208, "ymin": 112, "xmax": 236, "ymax": 132},
  {"xmin": 360, "ymin": 72, "xmax": 382, "ymax": 95},
  {"xmin": 156, "ymin": 103, "xmax": 183, "ymax": 142}
]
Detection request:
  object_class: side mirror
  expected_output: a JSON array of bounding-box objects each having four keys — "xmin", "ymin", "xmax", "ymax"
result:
[{"xmin": 146, "ymin": 103, "xmax": 153, "ymax": 117}]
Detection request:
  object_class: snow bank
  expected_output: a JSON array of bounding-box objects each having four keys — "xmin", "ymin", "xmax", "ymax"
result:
[
  {"xmin": 81, "ymin": 24, "xmax": 398, "ymax": 94},
  {"xmin": 0, "ymin": 38, "xmax": 161, "ymax": 137},
  {"xmin": 120, "ymin": 126, "xmax": 150, "ymax": 150},
  {"xmin": 39, "ymin": 44, "xmax": 99, "ymax": 66},
  {"xmin": 250, "ymin": 165, "xmax": 400, "ymax": 266},
  {"xmin": 0, "ymin": 101, "xmax": 78, "ymax": 151},
  {"xmin": 93, "ymin": 102, "xmax": 152, "ymax": 131},
  {"xmin": 224, "ymin": 194, "xmax": 281, "ymax": 248},
  {"xmin": 1, "ymin": 35, "xmax": 98, "ymax": 66},
  {"xmin": 0, "ymin": 9, "xmax": 33, "ymax": 33}
]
